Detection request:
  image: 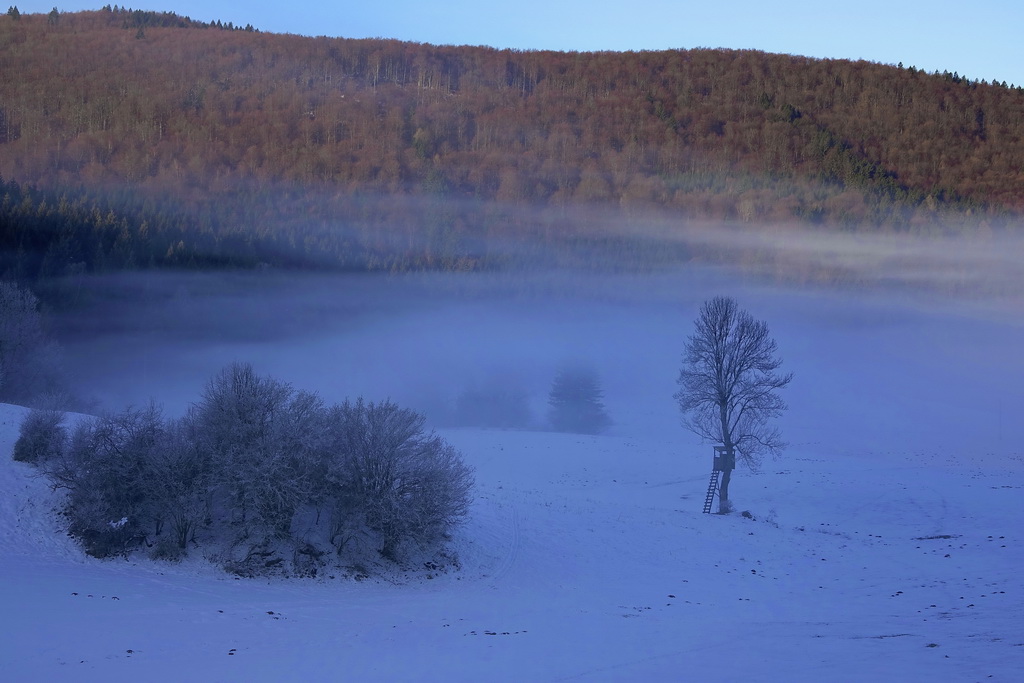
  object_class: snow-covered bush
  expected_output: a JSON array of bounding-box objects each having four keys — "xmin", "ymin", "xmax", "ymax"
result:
[
  {"xmin": 147, "ymin": 417, "xmax": 211, "ymax": 552},
  {"xmin": 12, "ymin": 408, "xmax": 66, "ymax": 464},
  {"xmin": 51, "ymin": 404, "xmax": 212, "ymax": 559},
  {"xmin": 184, "ymin": 363, "xmax": 323, "ymax": 543},
  {"xmin": 321, "ymin": 399, "xmax": 474, "ymax": 559},
  {"xmin": 39, "ymin": 363, "xmax": 474, "ymax": 575},
  {"xmin": 49, "ymin": 404, "xmax": 166, "ymax": 557}
]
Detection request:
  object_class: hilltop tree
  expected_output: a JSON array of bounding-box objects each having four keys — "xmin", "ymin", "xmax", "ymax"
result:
[{"xmin": 675, "ymin": 296, "xmax": 792, "ymax": 512}]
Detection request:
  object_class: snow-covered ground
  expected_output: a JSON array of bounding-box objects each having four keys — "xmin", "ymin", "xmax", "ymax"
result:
[
  {"xmin": 3, "ymin": 263, "xmax": 1023, "ymax": 681},
  {"xmin": 2, "ymin": 405, "xmax": 1022, "ymax": 681}
]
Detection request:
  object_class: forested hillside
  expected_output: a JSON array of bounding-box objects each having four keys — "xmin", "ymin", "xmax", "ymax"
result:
[{"xmin": 1, "ymin": 7, "xmax": 1022, "ymax": 281}]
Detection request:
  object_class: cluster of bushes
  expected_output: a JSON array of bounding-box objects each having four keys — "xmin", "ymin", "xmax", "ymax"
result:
[{"xmin": 14, "ymin": 363, "xmax": 474, "ymax": 577}]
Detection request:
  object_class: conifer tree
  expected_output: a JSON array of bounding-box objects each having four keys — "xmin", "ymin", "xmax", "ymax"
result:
[{"xmin": 548, "ymin": 365, "xmax": 611, "ymax": 434}]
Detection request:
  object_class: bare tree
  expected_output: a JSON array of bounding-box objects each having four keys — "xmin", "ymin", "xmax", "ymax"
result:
[
  {"xmin": 0, "ymin": 281, "xmax": 64, "ymax": 404},
  {"xmin": 675, "ymin": 296, "xmax": 792, "ymax": 512}
]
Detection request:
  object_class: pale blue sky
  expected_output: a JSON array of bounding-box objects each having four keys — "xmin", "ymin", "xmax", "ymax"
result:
[{"xmin": 14, "ymin": 1, "xmax": 1024, "ymax": 86}]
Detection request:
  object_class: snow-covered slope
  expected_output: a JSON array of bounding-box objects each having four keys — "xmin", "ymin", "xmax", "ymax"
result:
[{"xmin": 1, "ymin": 400, "xmax": 1021, "ymax": 681}]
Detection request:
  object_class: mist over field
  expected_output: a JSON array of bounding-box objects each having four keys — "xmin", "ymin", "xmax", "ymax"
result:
[
  {"xmin": 51, "ymin": 219, "xmax": 1024, "ymax": 462},
  {"xmin": 14, "ymin": 215, "xmax": 1021, "ymax": 679}
]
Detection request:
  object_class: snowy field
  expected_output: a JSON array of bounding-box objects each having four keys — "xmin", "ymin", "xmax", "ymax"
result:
[{"xmin": 2, "ymin": 257, "xmax": 1023, "ymax": 681}]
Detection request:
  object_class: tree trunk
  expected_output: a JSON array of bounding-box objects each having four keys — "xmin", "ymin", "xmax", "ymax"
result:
[
  {"xmin": 718, "ymin": 467, "xmax": 732, "ymax": 514},
  {"xmin": 718, "ymin": 402, "xmax": 733, "ymax": 513}
]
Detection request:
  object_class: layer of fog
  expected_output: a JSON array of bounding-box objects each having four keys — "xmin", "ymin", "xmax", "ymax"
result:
[{"xmin": 51, "ymin": 221, "xmax": 1024, "ymax": 463}]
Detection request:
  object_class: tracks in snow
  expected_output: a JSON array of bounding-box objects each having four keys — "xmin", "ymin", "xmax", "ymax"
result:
[{"xmin": 491, "ymin": 503, "xmax": 521, "ymax": 584}]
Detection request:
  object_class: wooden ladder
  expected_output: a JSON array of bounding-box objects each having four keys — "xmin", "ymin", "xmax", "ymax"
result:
[{"xmin": 702, "ymin": 470, "xmax": 721, "ymax": 514}]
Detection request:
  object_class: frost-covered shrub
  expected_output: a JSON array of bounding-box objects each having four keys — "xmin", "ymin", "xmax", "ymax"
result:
[
  {"xmin": 51, "ymin": 404, "xmax": 209, "ymax": 559},
  {"xmin": 150, "ymin": 534, "xmax": 187, "ymax": 562},
  {"xmin": 51, "ymin": 405, "xmax": 166, "ymax": 558},
  {"xmin": 13, "ymin": 408, "xmax": 66, "ymax": 464},
  {"xmin": 319, "ymin": 399, "xmax": 474, "ymax": 560},
  {"xmin": 184, "ymin": 363, "xmax": 321, "ymax": 544},
  {"xmin": 147, "ymin": 417, "xmax": 211, "ymax": 551},
  {"xmin": 41, "ymin": 362, "xmax": 474, "ymax": 575}
]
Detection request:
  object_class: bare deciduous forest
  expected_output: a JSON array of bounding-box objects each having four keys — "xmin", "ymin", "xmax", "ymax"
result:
[{"xmin": 1, "ymin": 7, "xmax": 1021, "ymax": 284}]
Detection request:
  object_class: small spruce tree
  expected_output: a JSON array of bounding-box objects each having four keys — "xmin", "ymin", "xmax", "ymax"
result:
[{"xmin": 548, "ymin": 365, "xmax": 611, "ymax": 434}]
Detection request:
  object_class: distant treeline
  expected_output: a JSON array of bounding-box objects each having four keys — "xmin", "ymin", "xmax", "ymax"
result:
[
  {"xmin": 0, "ymin": 174, "xmax": 484, "ymax": 282},
  {"xmin": 0, "ymin": 176, "xmax": 251, "ymax": 280},
  {"xmin": 5, "ymin": 5, "xmax": 258, "ymax": 32},
  {"xmin": 0, "ymin": 175, "xmax": 707, "ymax": 286}
]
